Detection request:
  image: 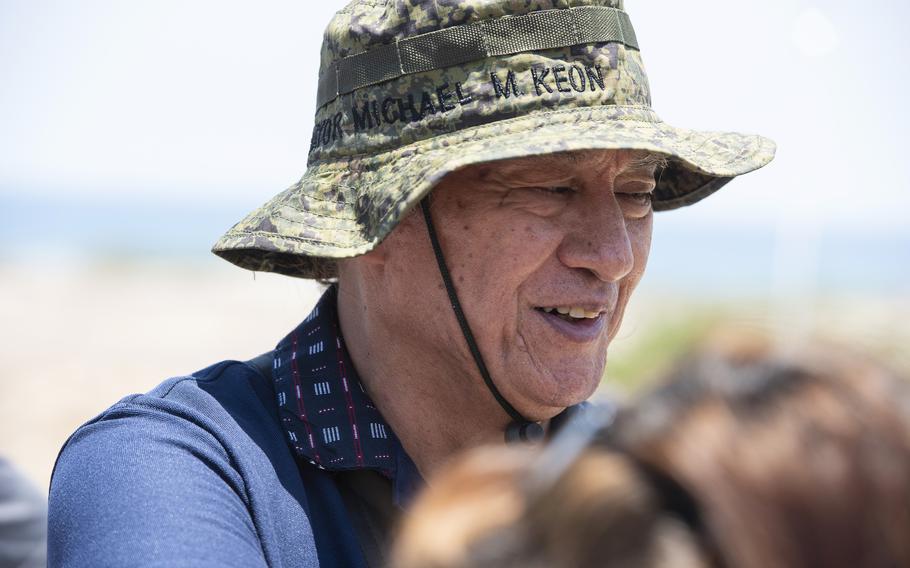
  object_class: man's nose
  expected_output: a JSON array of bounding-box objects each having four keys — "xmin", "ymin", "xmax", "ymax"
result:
[{"xmin": 555, "ymin": 197, "xmax": 634, "ymax": 282}]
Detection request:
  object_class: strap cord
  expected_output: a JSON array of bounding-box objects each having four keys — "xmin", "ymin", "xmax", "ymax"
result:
[{"xmin": 419, "ymin": 197, "xmax": 530, "ymax": 426}]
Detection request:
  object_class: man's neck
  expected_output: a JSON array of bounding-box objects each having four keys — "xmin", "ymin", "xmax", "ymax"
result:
[{"xmin": 336, "ymin": 284, "xmax": 508, "ymax": 478}]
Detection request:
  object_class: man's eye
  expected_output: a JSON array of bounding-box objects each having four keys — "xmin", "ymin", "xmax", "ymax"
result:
[
  {"xmin": 533, "ymin": 186, "xmax": 575, "ymax": 195},
  {"xmin": 617, "ymin": 192, "xmax": 653, "ymax": 207}
]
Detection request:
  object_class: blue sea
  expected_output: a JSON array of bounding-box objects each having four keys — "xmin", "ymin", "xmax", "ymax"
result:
[{"xmin": 1, "ymin": 193, "xmax": 907, "ymax": 297}]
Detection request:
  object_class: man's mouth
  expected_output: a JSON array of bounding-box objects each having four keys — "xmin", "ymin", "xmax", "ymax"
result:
[{"xmin": 534, "ymin": 306, "xmax": 604, "ymax": 323}]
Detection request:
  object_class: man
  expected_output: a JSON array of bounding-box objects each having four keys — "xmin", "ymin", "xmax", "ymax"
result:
[{"xmin": 48, "ymin": 1, "xmax": 774, "ymax": 566}]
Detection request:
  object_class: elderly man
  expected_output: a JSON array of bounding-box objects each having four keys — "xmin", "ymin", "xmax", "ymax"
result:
[{"xmin": 48, "ymin": 1, "xmax": 774, "ymax": 567}]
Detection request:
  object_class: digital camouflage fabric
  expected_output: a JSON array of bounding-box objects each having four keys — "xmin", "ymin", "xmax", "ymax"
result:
[{"xmin": 213, "ymin": 0, "xmax": 776, "ymax": 279}]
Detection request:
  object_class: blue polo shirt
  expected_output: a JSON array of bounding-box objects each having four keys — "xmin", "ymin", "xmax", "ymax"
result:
[{"xmin": 48, "ymin": 286, "xmax": 422, "ymax": 567}]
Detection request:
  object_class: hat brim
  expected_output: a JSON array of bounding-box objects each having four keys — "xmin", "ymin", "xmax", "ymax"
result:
[{"xmin": 213, "ymin": 105, "xmax": 775, "ymax": 279}]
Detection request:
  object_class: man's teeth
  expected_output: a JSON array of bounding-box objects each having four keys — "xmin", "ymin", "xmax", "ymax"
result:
[{"xmin": 541, "ymin": 307, "xmax": 601, "ymax": 319}]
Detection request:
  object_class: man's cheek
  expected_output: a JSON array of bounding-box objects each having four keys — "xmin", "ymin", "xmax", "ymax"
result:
[{"xmin": 626, "ymin": 218, "xmax": 652, "ymax": 273}]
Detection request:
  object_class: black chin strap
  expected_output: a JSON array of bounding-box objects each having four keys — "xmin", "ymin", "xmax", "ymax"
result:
[{"xmin": 420, "ymin": 197, "xmax": 544, "ymax": 444}]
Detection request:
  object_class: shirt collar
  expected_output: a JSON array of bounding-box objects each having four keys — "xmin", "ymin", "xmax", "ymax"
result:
[{"xmin": 272, "ymin": 285, "xmax": 423, "ymax": 506}]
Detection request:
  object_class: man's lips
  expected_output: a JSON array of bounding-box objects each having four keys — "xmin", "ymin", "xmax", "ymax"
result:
[
  {"xmin": 534, "ymin": 305, "xmax": 606, "ymax": 320},
  {"xmin": 532, "ymin": 306, "xmax": 609, "ymax": 343}
]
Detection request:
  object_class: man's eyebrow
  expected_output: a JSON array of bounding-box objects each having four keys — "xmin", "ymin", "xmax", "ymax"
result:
[
  {"xmin": 478, "ymin": 155, "xmax": 572, "ymax": 178},
  {"xmin": 517, "ymin": 153, "xmax": 589, "ymax": 172},
  {"xmin": 630, "ymin": 153, "xmax": 669, "ymax": 170},
  {"xmin": 551, "ymin": 151, "xmax": 670, "ymax": 170}
]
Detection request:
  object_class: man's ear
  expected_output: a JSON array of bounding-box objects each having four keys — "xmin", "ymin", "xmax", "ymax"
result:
[
  {"xmin": 341, "ymin": 204, "xmax": 428, "ymax": 284},
  {"xmin": 337, "ymin": 246, "xmax": 387, "ymax": 284},
  {"xmin": 357, "ymin": 246, "xmax": 388, "ymax": 268},
  {"xmin": 366, "ymin": 204, "xmax": 426, "ymax": 268},
  {"xmin": 345, "ymin": 230, "xmax": 393, "ymax": 274}
]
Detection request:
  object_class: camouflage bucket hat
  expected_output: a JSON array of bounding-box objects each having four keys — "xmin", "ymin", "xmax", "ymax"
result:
[{"xmin": 213, "ymin": 0, "xmax": 775, "ymax": 279}]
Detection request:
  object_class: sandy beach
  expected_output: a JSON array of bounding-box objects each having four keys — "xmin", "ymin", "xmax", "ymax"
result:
[{"xmin": 0, "ymin": 260, "xmax": 323, "ymax": 491}]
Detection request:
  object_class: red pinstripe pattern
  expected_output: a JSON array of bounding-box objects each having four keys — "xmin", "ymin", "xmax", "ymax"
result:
[
  {"xmin": 335, "ymin": 329, "xmax": 365, "ymax": 467},
  {"xmin": 291, "ymin": 331, "xmax": 321, "ymax": 464}
]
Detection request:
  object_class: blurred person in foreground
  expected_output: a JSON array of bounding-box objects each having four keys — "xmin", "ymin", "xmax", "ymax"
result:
[
  {"xmin": 0, "ymin": 457, "xmax": 46, "ymax": 568},
  {"xmin": 47, "ymin": 1, "xmax": 774, "ymax": 566},
  {"xmin": 395, "ymin": 339, "xmax": 910, "ymax": 568}
]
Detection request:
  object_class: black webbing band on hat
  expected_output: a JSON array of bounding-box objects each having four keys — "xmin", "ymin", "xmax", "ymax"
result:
[
  {"xmin": 419, "ymin": 197, "xmax": 532, "ymax": 429},
  {"xmin": 317, "ymin": 6, "xmax": 639, "ymax": 108}
]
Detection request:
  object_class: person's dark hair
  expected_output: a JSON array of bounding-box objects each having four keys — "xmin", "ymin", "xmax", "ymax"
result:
[
  {"xmin": 393, "ymin": 443, "xmax": 711, "ymax": 568},
  {"xmin": 607, "ymin": 338, "xmax": 910, "ymax": 568},
  {"xmin": 393, "ymin": 338, "xmax": 910, "ymax": 568}
]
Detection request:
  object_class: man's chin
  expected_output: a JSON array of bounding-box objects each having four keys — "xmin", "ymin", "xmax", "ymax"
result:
[{"xmin": 520, "ymin": 364, "xmax": 603, "ymax": 413}]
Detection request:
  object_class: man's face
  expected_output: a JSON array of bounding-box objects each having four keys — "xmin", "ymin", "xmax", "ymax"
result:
[{"xmin": 370, "ymin": 149, "xmax": 656, "ymax": 419}]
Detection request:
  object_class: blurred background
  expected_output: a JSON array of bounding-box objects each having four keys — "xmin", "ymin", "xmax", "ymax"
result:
[{"xmin": 0, "ymin": 0, "xmax": 907, "ymax": 491}]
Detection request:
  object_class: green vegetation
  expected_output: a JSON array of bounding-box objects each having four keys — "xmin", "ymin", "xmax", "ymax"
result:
[{"xmin": 605, "ymin": 310, "xmax": 722, "ymax": 392}]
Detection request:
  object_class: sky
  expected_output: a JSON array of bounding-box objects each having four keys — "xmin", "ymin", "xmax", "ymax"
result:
[{"xmin": 0, "ymin": 0, "xmax": 907, "ymax": 292}]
